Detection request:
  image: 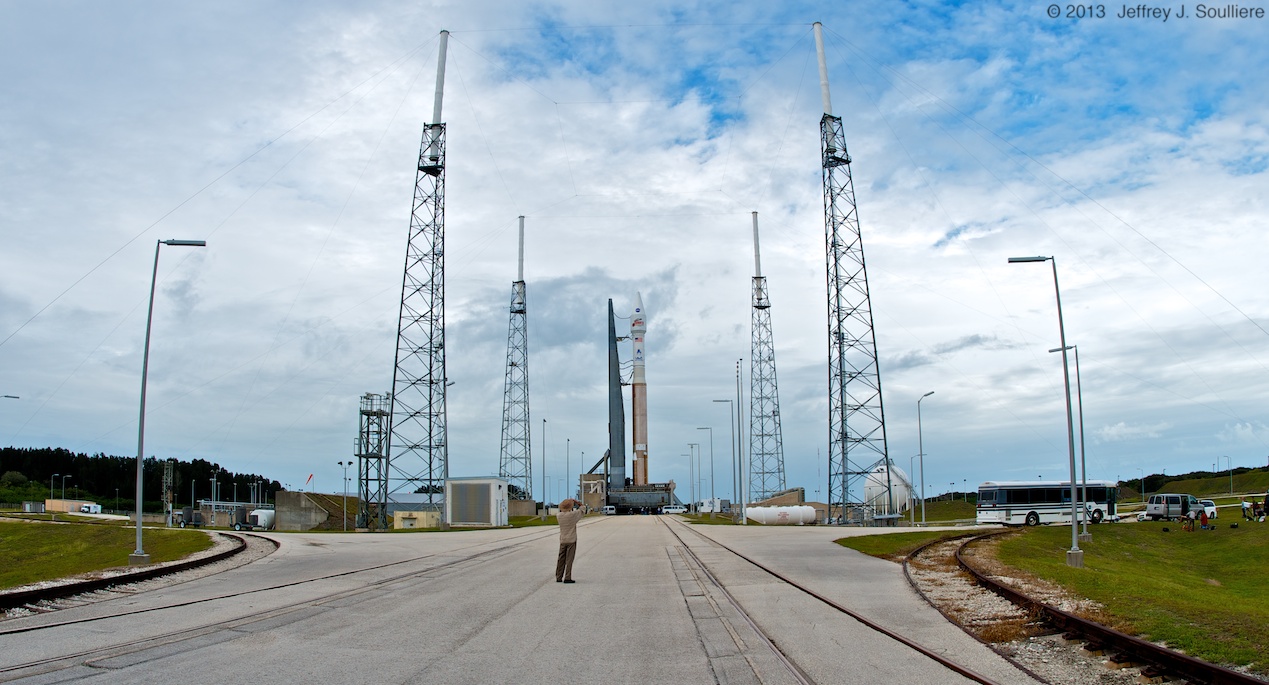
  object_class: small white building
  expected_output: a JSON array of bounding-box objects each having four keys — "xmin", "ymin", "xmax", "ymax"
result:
[{"xmin": 444, "ymin": 477, "xmax": 510, "ymax": 527}]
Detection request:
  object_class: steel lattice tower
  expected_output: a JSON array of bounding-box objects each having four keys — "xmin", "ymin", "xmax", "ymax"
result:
[
  {"xmin": 387, "ymin": 31, "xmax": 450, "ymax": 514},
  {"xmin": 748, "ymin": 212, "xmax": 786, "ymax": 502},
  {"xmin": 499, "ymin": 216, "xmax": 532, "ymax": 499},
  {"xmin": 356, "ymin": 392, "xmax": 390, "ymax": 530},
  {"xmin": 815, "ymin": 24, "xmax": 890, "ymax": 523}
]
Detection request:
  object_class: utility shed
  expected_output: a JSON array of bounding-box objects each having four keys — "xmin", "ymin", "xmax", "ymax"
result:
[{"xmin": 445, "ymin": 477, "xmax": 509, "ymax": 527}]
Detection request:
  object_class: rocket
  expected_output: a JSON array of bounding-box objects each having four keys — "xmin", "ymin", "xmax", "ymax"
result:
[{"xmin": 631, "ymin": 292, "xmax": 649, "ymax": 485}]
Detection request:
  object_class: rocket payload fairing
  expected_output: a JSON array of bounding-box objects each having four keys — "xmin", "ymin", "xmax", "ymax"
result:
[{"xmin": 631, "ymin": 292, "xmax": 649, "ymax": 485}]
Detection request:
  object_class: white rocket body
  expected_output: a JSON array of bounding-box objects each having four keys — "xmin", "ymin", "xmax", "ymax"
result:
[{"xmin": 631, "ymin": 293, "xmax": 649, "ymax": 485}]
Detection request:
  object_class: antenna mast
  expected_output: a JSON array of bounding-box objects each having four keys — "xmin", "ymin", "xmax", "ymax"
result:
[
  {"xmin": 387, "ymin": 30, "xmax": 451, "ymax": 518},
  {"xmin": 748, "ymin": 212, "xmax": 787, "ymax": 502},
  {"xmin": 499, "ymin": 216, "xmax": 533, "ymax": 499},
  {"xmin": 816, "ymin": 23, "xmax": 891, "ymax": 524}
]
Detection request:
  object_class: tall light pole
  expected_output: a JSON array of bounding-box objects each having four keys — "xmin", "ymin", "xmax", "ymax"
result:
[
  {"xmin": 688, "ymin": 443, "xmax": 700, "ymax": 509},
  {"xmin": 566, "ymin": 438, "xmax": 570, "ymax": 501},
  {"xmin": 917, "ymin": 391, "xmax": 934, "ymax": 526},
  {"xmin": 697, "ymin": 427, "xmax": 714, "ymax": 511},
  {"xmin": 337, "ymin": 461, "xmax": 351, "ymax": 531},
  {"xmin": 908, "ymin": 455, "xmax": 916, "ymax": 525},
  {"xmin": 50, "ymin": 473, "xmax": 57, "ymax": 501},
  {"xmin": 1221, "ymin": 455, "xmax": 1233, "ymax": 495},
  {"xmin": 734, "ymin": 357, "xmax": 747, "ymax": 524},
  {"xmin": 713, "ymin": 399, "xmax": 735, "ymax": 509},
  {"xmin": 1051, "ymin": 344, "xmax": 1089, "ymax": 540},
  {"xmin": 61, "ymin": 474, "xmax": 70, "ymax": 500},
  {"xmin": 133, "ymin": 238, "xmax": 205, "ymax": 565},
  {"xmin": 682, "ymin": 452, "xmax": 693, "ymax": 508},
  {"xmin": 1010, "ymin": 255, "xmax": 1082, "ymax": 568},
  {"xmin": 1138, "ymin": 467, "xmax": 1145, "ymax": 505},
  {"xmin": 540, "ymin": 418, "xmax": 547, "ymax": 518}
]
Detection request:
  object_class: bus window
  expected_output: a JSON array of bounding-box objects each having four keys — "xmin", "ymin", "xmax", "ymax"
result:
[{"xmin": 979, "ymin": 489, "xmax": 998, "ymax": 504}]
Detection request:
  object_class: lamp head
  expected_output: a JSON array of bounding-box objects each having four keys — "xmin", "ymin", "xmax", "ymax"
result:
[
  {"xmin": 162, "ymin": 239, "xmax": 207, "ymax": 247},
  {"xmin": 1008, "ymin": 255, "xmax": 1048, "ymax": 263}
]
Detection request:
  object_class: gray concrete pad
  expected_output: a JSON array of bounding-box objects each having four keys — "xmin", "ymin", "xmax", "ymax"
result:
[{"xmin": 0, "ymin": 518, "xmax": 1037, "ymax": 684}]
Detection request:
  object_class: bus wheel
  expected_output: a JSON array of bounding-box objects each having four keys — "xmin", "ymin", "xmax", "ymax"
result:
[
  {"xmin": 1025, "ymin": 512, "xmax": 1040, "ymax": 527},
  {"xmin": 1091, "ymin": 509, "xmax": 1104, "ymax": 524}
]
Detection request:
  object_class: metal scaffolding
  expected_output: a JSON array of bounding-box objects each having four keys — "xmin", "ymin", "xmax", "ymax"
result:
[
  {"xmin": 816, "ymin": 24, "xmax": 890, "ymax": 523},
  {"xmin": 748, "ymin": 212, "xmax": 786, "ymax": 502},
  {"xmin": 499, "ymin": 217, "xmax": 532, "ymax": 500},
  {"xmin": 387, "ymin": 31, "xmax": 450, "ymax": 515},
  {"xmin": 356, "ymin": 392, "xmax": 390, "ymax": 530}
]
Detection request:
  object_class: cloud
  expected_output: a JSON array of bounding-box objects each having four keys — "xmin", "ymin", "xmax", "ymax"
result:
[{"xmin": 1096, "ymin": 421, "xmax": 1172, "ymax": 443}]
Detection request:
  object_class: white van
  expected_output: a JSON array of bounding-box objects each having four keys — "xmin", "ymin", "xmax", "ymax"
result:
[
  {"xmin": 661, "ymin": 505, "xmax": 687, "ymax": 514},
  {"xmin": 601, "ymin": 505, "xmax": 617, "ymax": 515},
  {"xmin": 1145, "ymin": 493, "xmax": 1200, "ymax": 521}
]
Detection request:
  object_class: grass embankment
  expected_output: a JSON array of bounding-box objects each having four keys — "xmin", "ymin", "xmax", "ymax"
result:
[
  {"xmin": 918, "ymin": 499, "xmax": 977, "ymax": 523},
  {"xmin": 835, "ymin": 530, "xmax": 970, "ymax": 561},
  {"xmin": 681, "ymin": 513, "xmax": 740, "ymax": 525},
  {"xmin": 0, "ymin": 519, "xmax": 214, "ymax": 590},
  {"xmin": 840, "ymin": 521, "xmax": 1269, "ymax": 673},
  {"xmin": 999, "ymin": 523, "xmax": 1268, "ymax": 671}
]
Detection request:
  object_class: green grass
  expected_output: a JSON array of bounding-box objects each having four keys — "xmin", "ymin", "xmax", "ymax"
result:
[
  {"xmin": 0, "ymin": 520, "xmax": 214, "ymax": 590},
  {"xmin": 920, "ymin": 498, "xmax": 977, "ymax": 522},
  {"xmin": 682, "ymin": 513, "xmax": 740, "ymax": 525},
  {"xmin": 997, "ymin": 522, "xmax": 1269, "ymax": 672},
  {"xmin": 835, "ymin": 530, "xmax": 971, "ymax": 560}
]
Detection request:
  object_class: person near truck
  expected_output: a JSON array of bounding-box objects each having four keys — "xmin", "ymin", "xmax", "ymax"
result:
[{"xmin": 555, "ymin": 498, "xmax": 585, "ymax": 584}]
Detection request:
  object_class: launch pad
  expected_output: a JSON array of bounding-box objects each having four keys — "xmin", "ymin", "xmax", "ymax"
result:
[{"xmin": 600, "ymin": 296, "xmax": 675, "ymax": 514}]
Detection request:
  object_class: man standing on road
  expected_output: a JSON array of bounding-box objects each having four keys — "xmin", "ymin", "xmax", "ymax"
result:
[{"xmin": 555, "ymin": 498, "xmax": 584, "ymax": 584}]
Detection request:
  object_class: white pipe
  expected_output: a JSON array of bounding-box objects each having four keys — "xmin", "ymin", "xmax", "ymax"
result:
[
  {"xmin": 432, "ymin": 30, "xmax": 449, "ymax": 125},
  {"xmin": 751, "ymin": 211, "xmax": 762, "ymax": 278},
  {"xmin": 813, "ymin": 22, "xmax": 832, "ymax": 116},
  {"xmin": 517, "ymin": 216, "xmax": 525, "ymax": 282}
]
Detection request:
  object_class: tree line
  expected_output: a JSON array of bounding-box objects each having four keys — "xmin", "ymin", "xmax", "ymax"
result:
[{"xmin": 1, "ymin": 446, "xmax": 281, "ymax": 513}]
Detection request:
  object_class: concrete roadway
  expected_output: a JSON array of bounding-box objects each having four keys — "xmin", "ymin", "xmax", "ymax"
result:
[{"xmin": 0, "ymin": 517, "xmax": 1041, "ymax": 684}]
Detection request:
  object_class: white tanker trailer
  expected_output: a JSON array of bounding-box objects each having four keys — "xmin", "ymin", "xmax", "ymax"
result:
[{"xmin": 745, "ymin": 505, "xmax": 817, "ymax": 525}]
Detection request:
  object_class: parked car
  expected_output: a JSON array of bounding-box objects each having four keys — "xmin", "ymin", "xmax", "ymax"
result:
[
  {"xmin": 1199, "ymin": 499, "xmax": 1218, "ymax": 519},
  {"xmin": 660, "ymin": 505, "xmax": 687, "ymax": 514}
]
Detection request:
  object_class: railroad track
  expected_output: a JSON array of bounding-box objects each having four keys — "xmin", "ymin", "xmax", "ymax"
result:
[
  {"xmin": 906, "ymin": 531, "xmax": 1264, "ymax": 685},
  {"xmin": 663, "ymin": 518, "xmax": 1009, "ymax": 685},
  {"xmin": 0, "ymin": 531, "xmax": 261, "ymax": 613}
]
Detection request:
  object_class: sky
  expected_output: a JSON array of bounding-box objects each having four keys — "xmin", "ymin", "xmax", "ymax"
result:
[{"xmin": 2, "ymin": 0, "xmax": 1267, "ymax": 506}]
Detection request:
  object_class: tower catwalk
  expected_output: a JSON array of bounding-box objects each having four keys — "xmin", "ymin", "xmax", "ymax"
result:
[
  {"xmin": 387, "ymin": 31, "xmax": 451, "ymax": 514},
  {"xmin": 814, "ymin": 23, "xmax": 891, "ymax": 522},
  {"xmin": 748, "ymin": 212, "xmax": 786, "ymax": 502},
  {"xmin": 499, "ymin": 216, "xmax": 532, "ymax": 499}
]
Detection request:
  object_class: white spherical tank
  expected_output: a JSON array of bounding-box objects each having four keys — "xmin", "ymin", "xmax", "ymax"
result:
[
  {"xmin": 863, "ymin": 464, "xmax": 912, "ymax": 515},
  {"xmin": 745, "ymin": 505, "xmax": 817, "ymax": 525}
]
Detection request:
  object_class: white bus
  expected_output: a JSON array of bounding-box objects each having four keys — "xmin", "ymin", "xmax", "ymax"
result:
[{"xmin": 976, "ymin": 480, "xmax": 1119, "ymax": 527}]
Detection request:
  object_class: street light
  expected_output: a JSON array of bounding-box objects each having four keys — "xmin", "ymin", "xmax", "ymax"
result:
[
  {"xmin": 917, "ymin": 391, "xmax": 934, "ymax": 526},
  {"xmin": 61, "ymin": 474, "xmax": 70, "ymax": 500},
  {"xmin": 540, "ymin": 418, "xmax": 547, "ymax": 519},
  {"xmin": 50, "ymin": 473, "xmax": 57, "ymax": 501},
  {"xmin": 337, "ymin": 461, "xmax": 352, "ymax": 531},
  {"xmin": 2, "ymin": 395, "xmax": 18, "ymax": 399},
  {"xmin": 133, "ymin": 238, "xmax": 206, "ymax": 565},
  {"xmin": 1138, "ymin": 467, "xmax": 1145, "ymax": 505},
  {"xmin": 1219, "ymin": 455, "xmax": 1233, "ymax": 495},
  {"xmin": 1010, "ymin": 255, "xmax": 1082, "ymax": 567},
  {"xmin": 713, "ymin": 399, "xmax": 735, "ymax": 507},
  {"xmin": 1051, "ymin": 344, "xmax": 1089, "ymax": 541},
  {"xmin": 697, "ymin": 427, "xmax": 714, "ymax": 511},
  {"xmin": 688, "ymin": 443, "xmax": 700, "ymax": 509}
]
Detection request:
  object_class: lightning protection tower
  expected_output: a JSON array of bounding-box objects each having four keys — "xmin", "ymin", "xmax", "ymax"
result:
[
  {"xmin": 815, "ymin": 23, "xmax": 891, "ymax": 523},
  {"xmin": 499, "ymin": 216, "xmax": 532, "ymax": 500},
  {"xmin": 748, "ymin": 212, "xmax": 787, "ymax": 502},
  {"xmin": 387, "ymin": 31, "xmax": 450, "ymax": 515},
  {"xmin": 356, "ymin": 392, "xmax": 390, "ymax": 530}
]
